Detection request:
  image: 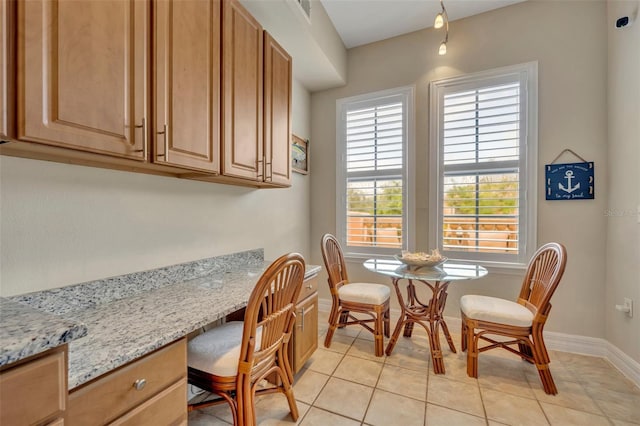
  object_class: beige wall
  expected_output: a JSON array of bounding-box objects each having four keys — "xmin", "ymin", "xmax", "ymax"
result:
[
  {"xmin": 310, "ymin": 0, "xmax": 610, "ymax": 338},
  {"xmin": 0, "ymin": 80, "xmax": 312, "ymax": 297},
  {"xmin": 606, "ymin": 0, "xmax": 640, "ymax": 361}
]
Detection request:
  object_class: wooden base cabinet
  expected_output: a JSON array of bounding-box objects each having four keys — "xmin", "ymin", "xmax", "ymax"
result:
[
  {"xmin": 68, "ymin": 338, "xmax": 187, "ymax": 426},
  {"xmin": 0, "ymin": 346, "xmax": 68, "ymax": 426},
  {"xmin": 291, "ymin": 275, "xmax": 318, "ymax": 374}
]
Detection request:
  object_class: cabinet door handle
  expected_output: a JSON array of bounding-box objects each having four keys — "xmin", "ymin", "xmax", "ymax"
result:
[
  {"xmin": 157, "ymin": 124, "xmax": 168, "ymax": 158},
  {"xmin": 133, "ymin": 118, "xmax": 146, "ymax": 154},
  {"xmin": 133, "ymin": 378, "xmax": 146, "ymax": 391}
]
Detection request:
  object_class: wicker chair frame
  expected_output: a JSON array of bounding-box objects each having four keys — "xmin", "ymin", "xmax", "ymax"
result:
[
  {"xmin": 321, "ymin": 234, "xmax": 390, "ymax": 357},
  {"xmin": 188, "ymin": 253, "xmax": 306, "ymax": 425},
  {"xmin": 461, "ymin": 242, "xmax": 567, "ymax": 395}
]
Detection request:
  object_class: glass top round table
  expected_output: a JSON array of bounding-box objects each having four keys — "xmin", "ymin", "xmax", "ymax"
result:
[
  {"xmin": 363, "ymin": 258, "xmax": 488, "ymax": 282},
  {"xmin": 364, "ymin": 258, "xmax": 488, "ymax": 374}
]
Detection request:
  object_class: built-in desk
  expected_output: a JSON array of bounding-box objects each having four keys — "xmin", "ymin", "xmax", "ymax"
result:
[{"xmin": 3, "ymin": 249, "xmax": 321, "ymax": 424}]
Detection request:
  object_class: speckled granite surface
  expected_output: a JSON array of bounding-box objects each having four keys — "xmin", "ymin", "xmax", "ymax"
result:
[
  {"xmin": 10, "ymin": 249, "xmax": 265, "ymax": 315},
  {"xmin": 4, "ymin": 249, "xmax": 321, "ymax": 390},
  {"xmin": 0, "ymin": 298, "xmax": 87, "ymax": 366}
]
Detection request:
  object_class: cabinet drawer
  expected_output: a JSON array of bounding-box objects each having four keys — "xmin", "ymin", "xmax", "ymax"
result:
[
  {"xmin": 109, "ymin": 378, "xmax": 187, "ymax": 426},
  {"xmin": 0, "ymin": 348, "xmax": 66, "ymax": 426},
  {"xmin": 68, "ymin": 338, "xmax": 186, "ymax": 425},
  {"xmin": 298, "ymin": 275, "xmax": 318, "ymax": 303}
]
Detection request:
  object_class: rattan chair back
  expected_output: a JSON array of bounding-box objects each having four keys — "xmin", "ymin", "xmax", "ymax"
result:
[
  {"xmin": 321, "ymin": 233, "xmax": 349, "ymax": 293},
  {"xmin": 240, "ymin": 253, "xmax": 305, "ymax": 383},
  {"xmin": 517, "ymin": 242, "xmax": 567, "ymax": 323}
]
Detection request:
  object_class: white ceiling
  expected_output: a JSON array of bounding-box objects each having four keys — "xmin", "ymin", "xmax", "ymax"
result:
[{"xmin": 320, "ymin": 0, "xmax": 527, "ymax": 48}]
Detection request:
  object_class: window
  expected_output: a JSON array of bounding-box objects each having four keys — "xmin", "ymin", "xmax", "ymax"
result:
[
  {"xmin": 336, "ymin": 87, "xmax": 414, "ymax": 258},
  {"xmin": 429, "ymin": 63, "xmax": 537, "ymax": 267}
]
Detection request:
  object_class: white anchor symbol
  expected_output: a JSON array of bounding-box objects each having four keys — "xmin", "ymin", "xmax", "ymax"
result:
[{"xmin": 559, "ymin": 170, "xmax": 580, "ymax": 193}]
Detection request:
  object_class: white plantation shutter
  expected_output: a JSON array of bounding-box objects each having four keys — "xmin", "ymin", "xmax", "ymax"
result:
[
  {"xmin": 430, "ymin": 63, "xmax": 537, "ymax": 266},
  {"xmin": 337, "ymin": 87, "xmax": 413, "ymax": 257}
]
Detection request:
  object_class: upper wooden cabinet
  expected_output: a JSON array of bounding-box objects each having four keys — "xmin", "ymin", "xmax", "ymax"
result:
[
  {"xmin": 264, "ymin": 32, "xmax": 292, "ymax": 186},
  {"xmin": 222, "ymin": 0, "xmax": 264, "ymax": 181},
  {"xmin": 0, "ymin": 0, "xmax": 15, "ymax": 142},
  {"xmin": 18, "ymin": 0, "xmax": 148, "ymax": 159},
  {"xmin": 153, "ymin": 0, "xmax": 221, "ymax": 173},
  {"xmin": 3, "ymin": 0, "xmax": 292, "ymax": 188},
  {"xmin": 221, "ymin": 0, "xmax": 292, "ymax": 187}
]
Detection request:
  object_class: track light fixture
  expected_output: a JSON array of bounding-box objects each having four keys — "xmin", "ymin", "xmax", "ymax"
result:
[{"xmin": 434, "ymin": 0, "xmax": 449, "ymax": 55}]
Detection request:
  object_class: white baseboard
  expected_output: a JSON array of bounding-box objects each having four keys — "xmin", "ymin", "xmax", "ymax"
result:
[{"xmin": 317, "ymin": 297, "xmax": 640, "ymax": 388}]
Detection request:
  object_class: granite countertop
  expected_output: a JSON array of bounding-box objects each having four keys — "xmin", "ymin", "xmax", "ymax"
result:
[
  {"xmin": 0, "ymin": 298, "xmax": 87, "ymax": 366},
  {"xmin": 3, "ymin": 249, "xmax": 321, "ymax": 390}
]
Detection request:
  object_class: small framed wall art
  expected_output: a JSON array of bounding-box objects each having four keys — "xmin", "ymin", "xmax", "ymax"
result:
[
  {"xmin": 545, "ymin": 149, "xmax": 594, "ymax": 200},
  {"xmin": 292, "ymin": 134, "xmax": 309, "ymax": 174}
]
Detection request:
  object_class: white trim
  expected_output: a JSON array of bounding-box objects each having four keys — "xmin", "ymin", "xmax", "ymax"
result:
[
  {"xmin": 317, "ymin": 297, "xmax": 640, "ymax": 388},
  {"xmin": 335, "ymin": 86, "xmax": 416, "ymax": 257},
  {"xmin": 428, "ymin": 62, "xmax": 538, "ymax": 267},
  {"xmin": 604, "ymin": 340, "xmax": 640, "ymax": 387}
]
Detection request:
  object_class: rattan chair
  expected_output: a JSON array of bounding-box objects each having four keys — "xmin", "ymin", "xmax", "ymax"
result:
[
  {"xmin": 460, "ymin": 242, "xmax": 567, "ymax": 394},
  {"xmin": 321, "ymin": 233, "xmax": 390, "ymax": 357},
  {"xmin": 187, "ymin": 253, "xmax": 306, "ymax": 425}
]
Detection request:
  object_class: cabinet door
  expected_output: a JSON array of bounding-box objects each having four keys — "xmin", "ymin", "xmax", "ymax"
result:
[
  {"xmin": 293, "ymin": 293, "xmax": 318, "ymax": 373},
  {"xmin": 0, "ymin": 0, "xmax": 14, "ymax": 141},
  {"xmin": 153, "ymin": 0, "xmax": 220, "ymax": 173},
  {"xmin": 18, "ymin": 0, "xmax": 148, "ymax": 159},
  {"xmin": 263, "ymin": 32, "xmax": 292, "ymax": 186},
  {"xmin": 0, "ymin": 348, "xmax": 67, "ymax": 426},
  {"xmin": 222, "ymin": 0, "xmax": 263, "ymax": 180}
]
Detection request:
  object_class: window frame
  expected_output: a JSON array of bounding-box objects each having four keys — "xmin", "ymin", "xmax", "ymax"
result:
[
  {"xmin": 428, "ymin": 62, "xmax": 538, "ymax": 268},
  {"xmin": 336, "ymin": 86, "xmax": 415, "ymax": 259}
]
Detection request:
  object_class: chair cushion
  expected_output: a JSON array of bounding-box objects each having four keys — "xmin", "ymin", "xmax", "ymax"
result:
[
  {"xmin": 339, "ymin": 283, "xmax": 390, "ymax": 305},
  {"xmin": 460, "ymin": 295, "xmax": 533, "ymax": 327},
  {"xmin": 187, "ymin": 321, "xmax": 262, "ymax": 377}
]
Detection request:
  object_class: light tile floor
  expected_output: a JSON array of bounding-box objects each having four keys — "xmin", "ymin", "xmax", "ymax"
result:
[{"xmin": 189, "ymin": 311, "xmax": 640, "ymax": 426}]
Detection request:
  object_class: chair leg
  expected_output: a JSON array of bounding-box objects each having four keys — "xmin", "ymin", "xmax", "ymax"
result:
[
  {"xmin": 276, "ymin": 354, "xmax": 300, "ymax": 421},
  {"xmin": 374, "ymin": 308, "xmax": 384, "ymax": 357},
  {"xmin": 338, "ymin": 310, "xmax": 350, "ymax": 328},
  {"xmin": 461, "ymin": 316, "xmax": 468, "ymax": 352},
  {"xmin": 535, "ymin": 362, "xmax": 558, "ymax": 395},
  {"xmin": 236, "ymin": 378, "xmax": 256, "ymax": 426},
  {"xmin": 324, "ymin": 305, "xmax": 340, "ymax": 348},
  {"xmin": 518, "ymin": 342, "xmax": 534, "ymax": 363},
  {"xmin": 531, "ymin": 329, "xmax": 557, "ymax": 395},
  {"xmin": 383, "ymin": 306, "xmax": 390, "ymax": 337},
  {"xmin": 283, "ymin": 385, "xmax": 299, "ymax": 421},
  {"xmin": 466, "ymin": 322, "xmax": 478, "ymax": 378},
  {"xmin": 324, "ymin": 323, "xmax": 337, "ymax": 349}
]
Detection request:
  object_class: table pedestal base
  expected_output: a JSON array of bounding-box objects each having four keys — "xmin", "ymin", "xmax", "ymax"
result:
[{"xmin": 385, "ymin": 277, "xmax": 456, "ymax": 374}]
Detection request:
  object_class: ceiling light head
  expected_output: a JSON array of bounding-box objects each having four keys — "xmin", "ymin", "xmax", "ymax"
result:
[
  {"xmin": 434, "ymin": 0, "xmax": 449, "ymax": 56},
  {"xmin": 438, "ymin": 41, "xmax": 447, "ymax": 56},
  {"xmin": 434, "ymin": 13, "xmax": 444, "ymax": 29}
]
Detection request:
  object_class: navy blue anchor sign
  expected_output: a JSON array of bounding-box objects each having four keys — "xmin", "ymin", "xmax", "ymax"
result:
[{"xmin": 545, "ymin": 162, "xmax": 594, "ymax": 200}]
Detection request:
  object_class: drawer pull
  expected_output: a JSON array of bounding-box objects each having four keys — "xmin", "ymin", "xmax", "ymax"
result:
[
  {"xmin": 306, "ymin": 284, "xmax": 313, "ymax": 289},
  {"xmin": 133, "ymin": 379, "xmax": 147, "ymax": 391}
]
